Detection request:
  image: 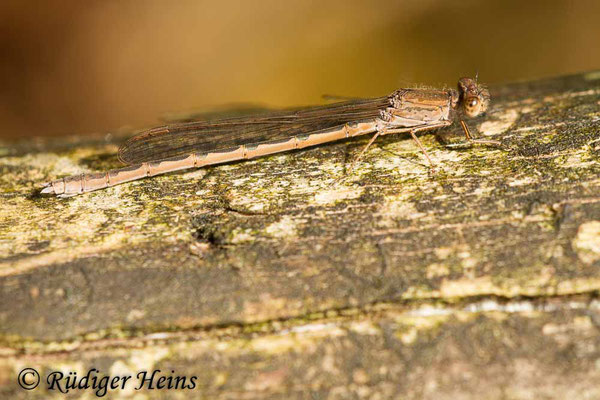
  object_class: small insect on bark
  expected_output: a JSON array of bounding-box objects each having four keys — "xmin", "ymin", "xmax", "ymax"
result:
[{"xmin": 41, "ymin": 77, "xmax": 500, "ymax": 197}]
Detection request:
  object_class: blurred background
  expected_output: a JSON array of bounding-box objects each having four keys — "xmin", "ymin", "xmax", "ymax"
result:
[{"xmin": 1, "ymin": 0, "xmax": 599, "ymax": 139}]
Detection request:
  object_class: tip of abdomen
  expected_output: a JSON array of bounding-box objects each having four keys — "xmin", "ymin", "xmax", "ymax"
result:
[
  {"xmin": 39, "ymin": 179, "xmax": 71, "ymax": 196},
  {"xmin": 40, "ymin": 183, "xmax": 56, "ymax": 194}
]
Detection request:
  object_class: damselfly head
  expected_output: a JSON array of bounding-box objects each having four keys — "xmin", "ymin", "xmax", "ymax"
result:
[{"xmin": 458, "ymin": 77, "xmax": 490, "ymax": 118}]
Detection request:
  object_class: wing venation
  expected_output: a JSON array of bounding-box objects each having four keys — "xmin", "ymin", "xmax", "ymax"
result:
[{"xmin": 118, "ymin": 97, "xmax": 389, "ymax": 164}]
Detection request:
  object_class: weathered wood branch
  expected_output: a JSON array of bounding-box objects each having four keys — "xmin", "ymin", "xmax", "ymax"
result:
[{"xmin": 1, "ymin": 71, "xmax": 600, "ymax": 398}]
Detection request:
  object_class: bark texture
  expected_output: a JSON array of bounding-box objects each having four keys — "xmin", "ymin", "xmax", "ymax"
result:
[{"xmin": 1, "ymin": 71, "xmax": 600, "ymax": 399}]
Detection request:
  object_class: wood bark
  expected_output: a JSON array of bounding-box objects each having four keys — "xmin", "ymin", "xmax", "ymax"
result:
[{"xmin": 1, "ymin": 71, "xmax": 600, "ymax": 398}]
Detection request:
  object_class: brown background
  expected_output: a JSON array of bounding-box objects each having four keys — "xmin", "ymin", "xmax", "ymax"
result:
[{"xmin": 1, "ymin": 0, "xmax": 599, "ymax": 139}]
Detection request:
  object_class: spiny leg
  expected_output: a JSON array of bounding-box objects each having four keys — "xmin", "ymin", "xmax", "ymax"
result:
[
  {"xmin": 460, "ymin": 120, "xmax": 473, "ymax": 140},
  {"xmin": 387, "ymin": 123, "xmax": 451, "ymax": 170},
  {"xmin": 335, "ymin": 128, "xmax": 385, "ymax": 185},
  {"xmin": 461, "ymin": 120, "xmax": 503, "ymax": 145},
  {"xmin": 387, "ymin": 122, "xmax": 451, "ymax": 170},
  {"xmin": 409, "ymin": 129, "xmax": 435, "ymax": 169},
  {"xmin": 447, "ymin": 120, "xmax": 502, "ymax": 148},
  {"xmin": 340, "ymin": 121, "xmax": 448, "ymax": 179},
  {"xmin": 347, "ymin": 130, "xmax": 382, "ymax": 173}
]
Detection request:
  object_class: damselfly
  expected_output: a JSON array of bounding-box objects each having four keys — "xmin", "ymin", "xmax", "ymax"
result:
[{"xmin": 41, "ymin": 77, "xmax": 499, "ymax": 197}]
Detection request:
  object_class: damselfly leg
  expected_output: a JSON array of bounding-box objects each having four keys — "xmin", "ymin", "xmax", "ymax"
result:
[
  {"xmin": 346, "ymin": 131, "xmax": 382, "ymax": 173},
  {"xmin": 445, "ymin": 120, "xmax": 502, "ymax": 149},
  {"xmin": 345, "ymin": 121, "xmax": 452, "ymax": 175}
]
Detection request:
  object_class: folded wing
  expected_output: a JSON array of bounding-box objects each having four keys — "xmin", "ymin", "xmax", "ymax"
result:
[{"xmin": 118, "ymin": 97, "xmax": 389, "ymax": 164}]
